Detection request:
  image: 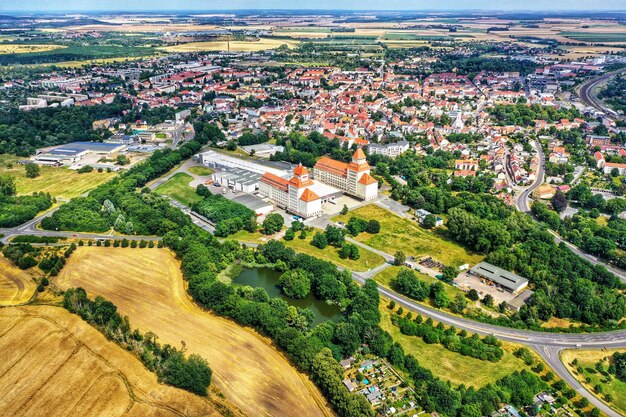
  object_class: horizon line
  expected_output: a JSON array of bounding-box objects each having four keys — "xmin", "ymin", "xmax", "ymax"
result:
[{"xmin": 3, "ymin": 8, "xmax": 626, "ymax": 14}]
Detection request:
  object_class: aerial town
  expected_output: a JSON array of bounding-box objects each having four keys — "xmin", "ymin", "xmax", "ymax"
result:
[{"xmin": 0, "ymin": 6, "xmax": 626, "ymax": 417}]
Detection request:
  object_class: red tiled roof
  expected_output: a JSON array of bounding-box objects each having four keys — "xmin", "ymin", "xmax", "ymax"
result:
[
  {"xmin": 454, "ymin": 170, "xmax": 477, "ymax": 177},
  {"xmin": 260, "ymin": 172, "xmax": 289, "ymax": 192},
  {"xmin": 347, "ymin": 160, "xmax": 371, "ymax": 172},
  {"xmin": 315, "ymin": 156, "xmax": 348, "ymax": 177},
  {"xmin": 353, "ymin": 148, "xmax": 366, "ymax": 160},
  {"xmin": 293, "ymin": 164, "xmax": 308, "ymax": 176},
  {"xmin": 300, "ymin": 188, "xmax": 320, "ymax": 202},
  {"xmin": 358, "ymin": 173, "xmax": 378, "ymax": 185},
  {"xmin": 289, "ymin": 176, "xmax": 314, "ymax": 188}
]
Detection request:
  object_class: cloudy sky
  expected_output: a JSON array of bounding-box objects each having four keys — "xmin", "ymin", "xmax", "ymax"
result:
[{"xmin": 2, "ymin": 0, "xmax": 625, "ymax": 12}]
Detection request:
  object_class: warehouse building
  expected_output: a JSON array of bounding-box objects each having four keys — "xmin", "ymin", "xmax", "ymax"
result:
[
  {"xmin": 212, "ymin": 168, "xmax": 261, "ymax": 193},
  {"xmin": 232, "ymin": 194, "xmax": 273, "ymax": 217},
  {"xmin": 33, "ymin": 141, "xmax": 126, "ymax": 165},
  {"xmin": 468, "ymin": 262, "xmax": 529, "ymax": 293}
]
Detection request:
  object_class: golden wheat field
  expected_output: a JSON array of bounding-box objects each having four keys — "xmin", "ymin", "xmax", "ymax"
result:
[
  {"xmin": 54, "ymin": 247, "xmax": 333, "ymax": 417},
  {"xmin": 0, "ymin": 44, "xmax": 66, "ymax": 54},
  {"xmin": 0, "ymin": 255, "xmax": 36, "ymax": 306},
  {"xmin": 0, "ymin": 305, "xmax": 243, "ymax": 417},
  {"xmin": 161, "ymin": 38, "xmax": 299, "ymax": 52}
]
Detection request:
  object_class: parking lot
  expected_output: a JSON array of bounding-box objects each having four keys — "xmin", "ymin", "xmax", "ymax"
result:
[
  {"xmin": 454, "ymin": 272, "xmax": 518, "ymax": 305},
  {"xmin": 320, "ymin": 195, "xmax": 362, "ymax": 216}
]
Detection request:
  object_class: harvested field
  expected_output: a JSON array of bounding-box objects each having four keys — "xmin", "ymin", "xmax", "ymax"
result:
[
  {"xmin": 0, "ymin": 305, "xmax": 242, "ymax": 417},
  {"xmin": 0, "ymin": 44, "xmax": 66, "ymax": 54},
  {"xmin": 54, "ymin": 247, "xmax": 332, "ymax": 417},
  {"xmin": 0, "ymin": 255, "xmax": 36, "ymax": 306},
  {"xmin": 162, "ymin": 38, "xmax": 299, "ymax": 52}
]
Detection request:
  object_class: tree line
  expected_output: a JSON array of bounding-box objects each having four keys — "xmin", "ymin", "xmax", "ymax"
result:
[
  {"xmin": 271, "ymin": 131, "xmax": 357, "ymax": 167},
  {"xmin": 392, "ymin": 313, "xmax": 504, "ymax": 362},
  {"xmin": 0, "ymin": 100, "xmax": 130, "ymax": 156},
  {"xmin": 41, "ymin": 141, "xmax": 203, "ymax": 234},
  {"xmin": 63, "ymin": 288, "xmax": 213, "ymax": 396},
  {"xmin": 192, "ymin": 188, "xmax": 256, "ymax": 237},
  {"xmin": 0, "ymin": 173, "xmax": 54, "ymax": 228}
]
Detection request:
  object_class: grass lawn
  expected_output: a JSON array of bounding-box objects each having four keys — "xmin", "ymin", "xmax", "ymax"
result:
[
  {"xmin": 561, "ymin": 349, "xmax": 626, "ymax": 415},
  {"xmin": 283, "ymin": 233, "xmax": 385, "ymax": 272},
  {"xmin": 228, "ymin": 229, "xmax": 276, "ymax": 245},
  {"xmin": 332, "ymin": 204, "xmax": 483, "ymax": 267},
  {"xmin": 188, "ymin": 166, "xmax": 214, "ymax": 176},
  {"xmin": 154, "ymin": 172, "xmax": 202, "ymax": 207},
  {"xmin": 375, "ymin": 265, "xmax": 467, "ymax": 302},
  {"xmin": 379, "ymin": 306, "xmax": 537, "ymax": 388},
  {"xmin": 0, "ymin": 155, "xmax": 115, "ymax": 199}
]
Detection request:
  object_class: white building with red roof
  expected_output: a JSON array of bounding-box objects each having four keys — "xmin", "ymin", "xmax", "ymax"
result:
[
  {"xmin": 313, "ymin": 149, "xmax": 378, "ymax": 201},
  {"xmin": 259, "ymin": 164, "xmax": 322, "ymax": 219}
]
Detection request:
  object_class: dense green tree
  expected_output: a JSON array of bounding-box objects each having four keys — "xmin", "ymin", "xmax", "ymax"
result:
[
  {"xmin": 551, "ymin": 190, "xmax": 567, "ymax": 213},
  {"xmin": 324, "ymin": 225, "xmax": 345, "ymax": 247},
  {"xmin": 0, "ymin": 174, "xmax": 16, "ymax": 197},
  {"xmin": 393, "ymin": 250, "xmax": 406, "ymax": 266},
  {"xmin": 24, "ymin": 163, "xmax": 40, "ymax": 178},
  {"xmin": 366, "ymin": 220, "xmax": 380, "ymax": 234},
  {"xmin": 311, "ymin": 232, "xmax": 328, "ymax": 249},
  {"xmin": 277, "ymin": 269, "xmax": 311, "ymax": 299},
  {"xmin": 423, "ymin": 214, "xmax": 438, "ymax": 229},
  {"xmin": 262, "ymin": 213, "xmax": 284, "ymax": 235}
]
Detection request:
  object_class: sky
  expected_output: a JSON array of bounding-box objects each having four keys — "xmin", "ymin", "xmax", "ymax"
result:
[{"xmin": 2, "ymin": 0, "xmax": 626, "ymax": 12}]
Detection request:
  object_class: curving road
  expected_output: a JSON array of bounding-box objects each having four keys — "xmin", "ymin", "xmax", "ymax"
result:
[
  {"xmin": 549, "ymin": 230, "xmax": 626, "ymax": 283},
  {"xmin": 514, "ymin": 140, "xmax": 626, "ymax": 283},
  {"xmin": 352, "ymin": 267, "xmax": 626, "ymax": 417},
  {"xmin": 516, "ymin": 140, "xmax": 545, "ymax": 213},
  {"xmin": 578, "ymin": 68, "xmax": 626, "ymax": 121},
  {"xmin": 0, "ymin": 207, "xmax": 160, "ymax": 245}
]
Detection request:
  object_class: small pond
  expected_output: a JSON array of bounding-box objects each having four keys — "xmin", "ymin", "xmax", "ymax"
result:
[{"xmin": 233, "ymin": 267, "xmax": 342, "ymax": 325}]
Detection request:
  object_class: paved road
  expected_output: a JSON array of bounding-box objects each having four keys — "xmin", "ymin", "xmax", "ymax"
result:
[
  {"xmin": 578, "ymin": 68, "xmax": 626, "ymax": 121},
  {"xmin": 329, "ymin": 199, "xmax": 626, "ymax": 417},
  {"xmin": 352, "ymin": 265, "xmax": 626, "ymax": 417},
  {"xmin": 0, "ymin": 203, "xmax": 161, "ymax": 244},
  {"xmin": 549, "ymin": 230, "xmax": 626, "ymax": 283},
  {"xmin": 513, "ymin": 140, "xmax": 626, "ymax": 283},
  {"xmin": 538, "ymin": 344, "xmax": 619, "ymax": 417},
  {"xmin": 516, "ymin": 140, "xmax": 545, "ymax": 213}
]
